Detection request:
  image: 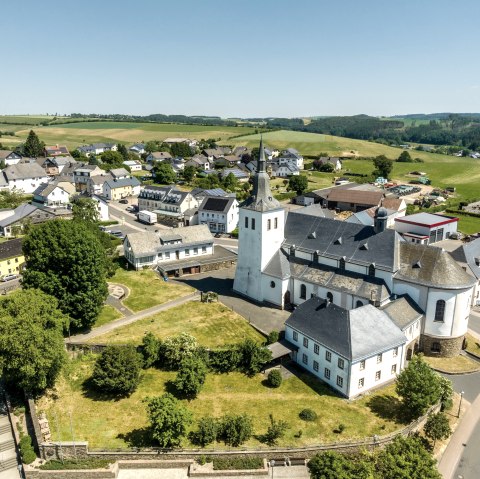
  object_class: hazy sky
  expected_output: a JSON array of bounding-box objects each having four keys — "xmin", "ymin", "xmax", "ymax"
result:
[{"xmin": 3, "ymin": 0, "xmax": 480, "ymax": 117}]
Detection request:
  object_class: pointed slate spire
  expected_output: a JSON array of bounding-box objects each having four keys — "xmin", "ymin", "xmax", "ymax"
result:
[{"xmin": 258, "ymin": 134, "xmax": 266, "ymax": 173}]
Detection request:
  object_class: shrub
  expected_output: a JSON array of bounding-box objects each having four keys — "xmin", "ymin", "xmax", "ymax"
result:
[
  {"xmin": 191, "ymin": 416, "xmax": 218, "ymax": 447},
  {"xmin": 174, "ymin": 356, "xmax": 207, "ymax": 399},
  {"xmin": 337, "ymin": 423, "xmax": 346, "ymax": 433},
  {"xmin": 213, "ymin": 457, "xmax": 263, "ymax": 470},
  {"xmin": 19, "ymin": 435, "xmax": 36, "ymax": 464},
  {"xmin": 159, "ymin": 333, "xmax": 198, "ymax": 370},
  {"xmin": 267, "ymin": 369, "xmax": 282, "ymax": 388},
  {"xmin": 141, "ymin": 332, "xmax": 162, "ymax": 368},
  {"xmin": 263, "ymin": 414, "xmax": 289, "ymax": 445},
  {"xmin": 238, "ymin": 338, "xmax": 272, "ymax": 376},
  {"xmin": 299, "ymin": 408, "xmax": 317, "ymax": 421},
  {"xmin": 209, "ymin": 347, "xmax": 241, "ymax": 373},
  {"xmin": 266, "ymin": 330, "xmax": 279, "ymax": 344},
  {"xmin": 219, "ymin": 414, "xmax": 253, "ymax": 446}
]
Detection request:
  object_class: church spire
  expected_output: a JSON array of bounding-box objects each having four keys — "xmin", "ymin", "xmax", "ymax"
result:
[{"xmin": 258, "ymin": 135, "xmax": 266, "ymax": 173}]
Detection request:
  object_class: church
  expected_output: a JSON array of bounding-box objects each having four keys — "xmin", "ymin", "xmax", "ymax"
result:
[{"xmin": 234, "ymin": 140, "xmax": 475, "ymax": 397}]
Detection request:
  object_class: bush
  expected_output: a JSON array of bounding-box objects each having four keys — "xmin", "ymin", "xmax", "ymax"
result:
[
  {"xmin": 266, "ymin": 330, "xmax": 279, "ymax": 344},
  {"xmin": 191, "ymin": 416, "xmax": 218, "ymax": 447},
  {"xmin": 213, "ymin": 457, "xmax": 263, "ymax": 470},
  {"xmin": 173, "ymin": 356, "xmax": 208, "ymax": 399},
  {"xmin": 263, "ymin": 414, "xmax": 289, "ymax": 445},
  {"xmin": 19, "ymin": 435, "xmax": 36, "ymax": 464},
  {"xmin": 267, "ymin": 369, "xmax": 282, "ymax": 388},
  {"xmin": 219, "ymin": 414, "xmax": 253, "ymax": 446},
  {"xmin": 209, "ymin": 347, "xmax": 241, "ymax": 373},
  {"xmin": 238, "ymin": 338, "xmax": 272, "ymax": 376},
  {"xmin": 141, "ymin": 332, "xmax": 162, "ymax": 368},
  {"xmin": 159, "ymin": 333, "xmax": 198, "ymax": 370},
  {"xmin": 299, "ymin": 408, "xmax": 317, "ymax": 421}
]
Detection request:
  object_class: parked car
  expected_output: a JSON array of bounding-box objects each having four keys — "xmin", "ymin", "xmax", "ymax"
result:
[
  {"xmin": 109, "ymin": 230, "xmax": 125, "ymax": 239},
  {"xmin": 2, "ymin": 274, "xmax": 17, "ymax": 282},
  {"xmin": 119, "ymin": 199, "xmax": 129, "ymax": 204}
]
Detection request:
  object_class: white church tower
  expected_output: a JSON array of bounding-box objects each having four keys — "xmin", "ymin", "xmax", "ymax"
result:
[{"xmin": 233, "ymin": 138, "xmax": 285, "ymax": 302}]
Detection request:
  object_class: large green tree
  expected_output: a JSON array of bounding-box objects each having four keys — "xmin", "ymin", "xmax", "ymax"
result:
[
  {"xmin": 145, "ymin": 393, "xmax": 192, "ymax": 447},
  {"xmin": 307, "ymin": 451, "xmax": 371, "ymax": 479},
  {"xmin": 72, "ymin": 197, "xmax": 99, "ymax": 223},
  {"xmin": 173, "ymin": 356, "xmax": 207, "ymax": 398},
  {"xmin": 288, "ymin": 175, "xmax": 308, "ymax": 195},
  {"xmin": 0, "ymin": 289, "xmax": 67, "ymax": 394},
  {"xmin": 397, "ymin": 151, "xmax": 413, "ymax": 162},
  {"xmin": 91, "ymin": 345, "xmax": 142, "ymax": 396},
  {"xmin": 24, "ymin": 130, "xmax": 45, "ymax": 157},
  {"xmin": 372, "ymin": 155, "xmax": 393, "ymax": 179},
  {"xmin": 396, "ymin": 355, "xmax": 442, "ymax": 418},
  {"xmin": 424, "ymin": 412, "xmax": 452, "ymax": 447},
  {"xmin": 117, "ymin": 144, "xmax": 129, "ymax": 162},
  {"xmin": 153, "ymin": 162, "xmax": 177, "ymax": 184},
  {"xmin": 170, "ymin": 142, "xmax": 192, "ymax": 158},
  {"xmin": 100, "ymin": 150, "xmax": 124, "ymax": 169},
  {"xmin": 22, "ymin": 220, "xmax": 109, "ymax": 330}
]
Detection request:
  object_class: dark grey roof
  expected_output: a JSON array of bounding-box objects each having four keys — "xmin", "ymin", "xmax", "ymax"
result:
[
  {"xmin": 395, "ymin": 242, "xmax": 476, "ymax": 289},
  {"xmin": 284, "ymin": 212, "xmax": 400, "ymax": 270},
  {"xmin": 450, "ymin": 238, "xmax": 480, "ymax": 280},
  {"xmin": 285, "ymin": 298, "xmax": 406, "ymax": 361},
  {"xmin": 200, "ymin": 196, "xmax": 236, "ymax": 213},
  {"xmin": 263, "ymin": 249, "xmax": 291, "ymax": 280},
  {"xmin": 0, "ymin": 238, "xmax": 23, "ymax": 260},
  {"xmin": 0, "ymin": 204, "xmax": 38, "ymax": 227},
  {"xmin": 104, "ymin": 177, "xmax": 141, "ymax": 189},
  {"xmin": 381, "ymin": 296, "xmax": 424, "ymax": 330},
  {"xmin": 109, "ymin": 168, "xmax": 130, "ymax": 178},
  {"xmin": 4, "ymin": 163, "xmax": 48, "ymax": 180},
  {"xmin": 293, "ymin": 205, "xmax": 336, "ymax": 219}
]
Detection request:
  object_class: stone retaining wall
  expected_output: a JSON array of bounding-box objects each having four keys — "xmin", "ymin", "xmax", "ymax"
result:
[
  {"xmin": 24, "ymin": 464, "xmax": 117, "ymax": 479},
  {"xmin": 421, "ymin": 334, "xmax": 464, "ymax": 358}
]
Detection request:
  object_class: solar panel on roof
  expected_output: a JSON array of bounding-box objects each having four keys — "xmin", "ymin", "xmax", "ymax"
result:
[{"xmin": 203, "ymin": 197, "xmax": 229, "ymax": 212}]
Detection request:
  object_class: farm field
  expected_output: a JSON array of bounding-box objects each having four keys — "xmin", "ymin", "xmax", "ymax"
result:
[
  {"xmin": 38, "ymin": 355, "xmax": 403, "ymax": 449},
  {"xmin": 90, "ymin": 301, "xmax": 264, "ymax": 348}
]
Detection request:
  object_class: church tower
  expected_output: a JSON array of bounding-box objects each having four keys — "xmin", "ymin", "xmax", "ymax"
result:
[{"xmin": 233, "ymin": 138, "xmax": 285, "ymax": 302}]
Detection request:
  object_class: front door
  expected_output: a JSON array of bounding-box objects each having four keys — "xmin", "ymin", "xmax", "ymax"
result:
[{"xmin": 176, "ymin": 250, "xmax": 180, "ymax": 260}]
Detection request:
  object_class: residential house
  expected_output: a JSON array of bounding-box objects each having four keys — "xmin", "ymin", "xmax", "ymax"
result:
[
  {"xmin": 109, "ymin": 168, "xmax": 130, "ymax": 180},
  {"xmin": 0, "ymin": 150, "xmax": 22, "ymax": 166},
  {"xmin": 345, "ymin": 198, "xmax": 406, "ymax": 228},
  {"xmin": 220, "ymin": 168, "xmax": 249, "ymax": 182},
  {"xmin": 278, "ymin": 148, "xmax": 304, "ymax": 169},
  {"xmin": 270, "ymin": 163, "xmax": 300, "ymax": 177},
  {"xmin": 91, "ymin": 194, "xmax": 109, "ymax": 221},
  {"xmin": 233, "ymin": 146, "xmax": 250, "ymax": 158},
  {"xmin": 185, "ymin": 155, "xmax": 211, "ymax": 170},
  {"xmin": 163, "ymin": 138, "xmax": 198, "ymax": 148},
  {"xmin": 44, "ymin": 145, "xmax": 70, "ymax": 157},
  {"xmin": 123, "ymin": 224, "xmax": 214, "ymax": 271},
  {"xmin": 87, "ymin": 173, "xmax": 112, "ymax": 196},
  {"xmin": 394, "ymin": 212, "xmax": 458, "ymax": 245},
  {"xmin": 145, "ymin": 151, "xmax": 172, "ymax": 163},
  {"xmin": 264, "ymin": 147, "xmax": 279, "ymax": 160},
  {"xmin": 77, "ymin": 143, "xmax": 117, "ymax": 157},
  {"xmin": 198, "ymin": 196, "xmax": 239, "ymax": 233},
  {"xmin": 129, "ymin": 143, "xmax": 146, "ymax": 155},
  {"xmin": 123, "ymin": 160, "xmax": 142, "ymax": 172},
  {"xmin": 214, "ymin": 155, "xmax": 240, "ymax": 168},
  {"xmin": 3, "ymin": 163, "xmax": 51, "ymax": 194},
  {"xmin": 0, "ymin": 238, "xmax": 25, "ymax": 278},
  {"xmin": 33, "ymin": 182, "xmax": 75, "ymax": 207},
  {"xmin": 73, "ymin": 165, "xmax": 104, "ymax": 192},
  {"xmin": 315, "ymin": 157, "xmax": 342, "ymax": 171},
  {"xmin": 103, "ymin": 176, "xmax": 141, "ymax": 201},
  {"xmin": 37, "ymin": 156, "xmax": 77, "ymax": 176},
  {"xmin": 202, "ymin": 148, "xmax": 227, "ymax": 161}
]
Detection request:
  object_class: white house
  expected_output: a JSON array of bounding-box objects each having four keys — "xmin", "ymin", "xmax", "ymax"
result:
[
  {"xmin": 198, "ymin": 196, "xmax": 239, "ymax": 234},
  {"xmin": 316, "ymin": 157, "xmax": 342, "ymax": 171},
  {"xmin": 270, "ymin": 163, "xmax": 300, "ymax": 177},
  {"xmin": 146, "ymin": 151, "xmax": 173, "ymax": 163},
  {"xmin": 32, "ymin": 182, "xmax": 75, "ymax": 207},
  {"xmin": 278, "ymin": 148, "xmax": 304, "ymax": 169},
  {"xmin": 73, "ymin": 165, "xmax": 105, "ymax": 192},
  {"xmin": 91, "ymin": 194, "xmax": 109, "ymax": 221},
  {"xmin": 123, "ymin": 160, "xmax": 142, "ymax": 172},
  {"xmin": 450, "ymin": 238, "xmax": 480, "ymax": 307},
  {"xmin": 3, "ymin": 163, "xmax": 51, "ymax": 194},
  {"xmin": 0, "ymin": 150, "xmax": 22, "ymax": 166},
  {"xmin": 129, "ymin": 143, "xmax": 146, "ymax": 155},
  {"xmin": 394, "ymin": 212, "xmax": 458, "ymax": 244},
  {"xmin": 77, "ymin": 143, "xmax": 117, "ymax": 157}
]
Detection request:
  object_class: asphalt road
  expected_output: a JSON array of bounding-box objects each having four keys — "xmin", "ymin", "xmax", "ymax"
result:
[{"xmin": 454, "ymin": 422, "xmax": 480, "ymax": 479}]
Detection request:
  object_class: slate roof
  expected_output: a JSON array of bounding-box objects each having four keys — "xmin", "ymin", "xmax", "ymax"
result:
[
  {"xmin": 148, "ymin": 152, "xmax": 172, "ymax": 160},
  {"xmin": 450, "ymin": 238, "xmax": 480, "ymax": 280},
  {"xmin": 191, "ymin": 188, "xmax": 229, "ymax": 198},
  {"xmin": 104, "ymin": 177, "xmax": 141, "ymax": 189},
  {"xmin": 139, "ymin": 186, "xmax": 190, "ymax": 204},
  {"xmin": 4, "ymin": 163, "xmax": 48, "ymax": 180},
  {"xmin": 381, "ymin": 296, "xmax": 424, "ymax": 330},
  {"xmin": 0, "ymin": 150, "xmax": 21, "ymax": 160},
  {"xmin": 0, "ymin": 238, "xmax": 23, "ymax": 260},
  {"xmin": 88, "ymin": 174, "xmax": 113, "ymax": 186},
  {"xmin": 395, "ymin": 242, "xmax": 476, "ymax": 289},
  {"xmin": 32, "ymin": 182, "xmax": 67, "ymax": 197},
  {"xmin": 0, "ymin": 204, "xmax": 38, "ymax": 227},
  {"xmin": 263, "ymin": 249, "xmax": 291, "ymax": 280},
  {"xmin": 110, "ymin": 168, "xmax": 130, "ymax": 178},
  {"xmin": 286, "ymin": 298, "xmax": 406, "ymax": 361},
  {"xmin": 293, "ymin": 205, "xmax": 336, "ymax": 219},
  {"xmin": 200, "ymin": 196, "xmax": 236, "ymax": 213},
  {"xmin": 284, "ymin": 212, "xmax": 400, "ymax": 270}
]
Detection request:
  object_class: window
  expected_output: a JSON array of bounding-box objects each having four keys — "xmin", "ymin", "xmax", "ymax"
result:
[
  {"xmin": 158, "ymin": 253, "xmax": 163, "ymax": 260},
  {"xmin": 356, "ymin": 300, "xmax": 363, "ymax": 308},
  {"xmin": 359, "ymin": 360, "xmax": 365, "ymax": 370},
  {"xmin": 326, "ymin": 292, "xmax": 333, "ymax": 303},
  {"xmin": 300, "ymin": 284, "xmax": 307, "ymax": 299},
  {"xmin": 165, "ymin": 252, "xmax": 170, "ymax": 259},
  {"xmin": 303, "ymin": 337, "xmax": 309, "ymax": 348},
  {"xmin": 368, "ymin": 264, "xmax": 375, "ymax": 277},
  {"xmin": 393, "ymin": 347, "xmax": 398, "ymax": 358},
  {"xmin": 314, "ymin": 343, "xmax": 320, "ymax": 355},
  {"xmin": 434, "ymin": 300, "xmax": 446, "ymax": 322},
  {"xmin": 391, "ymin": 364, "xmax": 397, "ymax": 374},
  {"xmin": 338, "ymin": 358, "xmax": 344, "ymax": 369},
  {"xmin": 325, "ymin": 350, "xmax": 331, "ymax": 362},
  {"xmin": 336, "ymin": 376, "xmax": 343, "ymax": 388},
  {"xmin": 339, "ymin": 258, "xmax": 346, "ymax": 270},
  {"xmin": 302, "ymin": 353, "xmax": 308, "ymax": 365},
  {"xmin": 185, "ymin": 249, "xmax": 190, "ymax": 256},
  {"xmin": 375, "ymin": 371, "xmax": 381, "ymax": 381},
  {"xmin": 313, "ymin": 360, "xmax": 319, "ymax": 372},
  {"xmin": 252, "ymin": 218, "xmax": 256, "ymax": 230},
  {"xmin": 358, "ymin": 378, "xmax": 364, "ymax": 388},
  {"xmin": 245, "ymin": 217, "xmax": 248, "ymax": 228},
  {"xmin": 270, "ymin": 281, "xmax": 275, "ymax": 288},
  {"xmin": 267, "ymin": 219, "xmax": 271, "ymax": 230},
  {"xmin": 324, "ymin": 368, "xmax": 331, "ymax": 379},
  {"xmin": 293, "ymin": 331, "xmax": 298, "ymax": 342},
  {"xmin": 376, "ymin": 353, "xmax": 382, "ymax": 363},
  {"xmin": 431, "ymin": 342, "xmax": 441, "ymax": 353},
  {"xmin": 194, "ymin": 248, "xmax": 198, "ymax": 255},
  {"xmin": 274, "ymin": 217, "xmax": 278, "ymax": 229},
  {"xmin": 202, "ymin": 246, "xmax": 207, "ymax": 253}
]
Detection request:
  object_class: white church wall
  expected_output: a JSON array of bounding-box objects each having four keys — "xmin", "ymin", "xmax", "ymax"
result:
[{"xmin": 261, "ymin": 274, "xmax": 286, "ymax": 308}]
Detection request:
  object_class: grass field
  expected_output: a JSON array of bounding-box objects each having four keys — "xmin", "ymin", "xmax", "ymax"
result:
[
  {"xmin": 109, "ymin": 268, "xmax": 194, "ymax": 312},
  {"xmin": 38, "ymin": 355, "xmax": 403, "ymax": 449},
  {"xmin": 423, "ymin": 355, "xmax": 480, "ymax": 374},
  {"xmin": 454, "ymin": 214, "xmax": 480, "ymax": 235},
  {"xmin": 465, "ymin": 333, "xmax": 480, "ymax": 357},
  {"xmin": 89, "ymin": 301, "xmax": 264, "ymax": 347},
  {"xmin": 94, "ymin": 305, "xmax": 123, "ymax": 328}
]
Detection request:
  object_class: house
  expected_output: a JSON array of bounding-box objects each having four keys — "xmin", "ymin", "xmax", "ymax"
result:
[
  {"xmin": 33, "ymin": 182, "xmax": 74, "ymax": 207},
  {"xmin": 138, "ymin": 186, "xmax": 199, "ymax": 226},
  {"xmin": 87, "ymin": 173, "xmax": 112, "ymax": 196},
  {"xmin": 270, "ymin": 163, "xmax": 300, "ymax": 177},
  {"xmin": 233, "ymin": 139, "xmax": 475, "ymax": 367},
  {"xmin": 450, "ymin": 237, "xmax": 480, "ymax": 306},
  {"xmin": 185, "ymin": 155, "xmax": 211, "ymax": 170},
  {"xmin": 3, "ymin": 163, "xmax": 51, "ymax": 194},
  {"xmin": 214, "ymin": 155, "xmax": 240, "ymax": 168},
  {"xmin": 394, "ymin": 212, "xmax": 458, "ymax": 245},
  {"xmin": 73, "ymin": 165, "xmax": 105, "ymax": 192},
  {"xmin": 109, "ymin": 168, "xmax": 130, "ymax": 180},
  {"xmin": 220, "ymin": 168, "xmax": 249, "ymax": 182},
  {"xmin": 146, "ymin": 151, "xmax": 172, "ymax": 163},
  {"xmin": 278, "ymin": 148, "xmax": 304, "ymax": 169},
  {"xmin": 103, "ymin": 176, "xmax": 141, "ymax": 201},
  {"xmin": 77, "ymin": 143, "xmax": 117, "ymax": 157},
  {"xmin": 0, "ymin": 238, "xmax": 25, "ymax": 278},
  {"xmin": 129, "ymin": 143, "xmax": 146, "ymax": 155},
  {"xmin": 264, "ymin": 147, "xmax": 279, "ymax": 160},
  {"xmin": 37, "ymin": 157, "xmax": 77, "ymax": 176},
  {"xmin": 191, "ymin": 187, "xmax": 230, "ymax": 199},
  {"xmin": 44, "ymin": 145, "xmax": 69, "ymax": 157},
  {"xmin": 0, "ymin": 150, "xmax": 22, "ymax": 166},
  {"xmin": 315, "ymin": 157, "xmax": 342, "ymax": 171},
  {"xmin": 198, "ymin": 196, "xmax": 239, "ymax": 234},
  {"xmin": 202, "ymin": 149, "xmax": 226, "ymax": 161},
  {"xmin": 0, "ymin": 204, "xmax": 63, "ymax": 237},
  {"xmin": 123, "ymin": 160, "xmax": 142, "ymax": 172},
  {"xmin": 233, "ymin": 146, "xmax": 250, "ymax": 158},
  {"xmin": 123, "ymin": 224, "xmax": 214, "ymax": 270},
  {"xmin": 324, "ymin": 186, "xmax": 386, "ymax": 212},
  {"xmin": 91, "ymin": 194, "xmax": 109, "ymax": 221},
  {"xmin": 163, "ymin": 138, "xmax": 198, "ymax": 148}
]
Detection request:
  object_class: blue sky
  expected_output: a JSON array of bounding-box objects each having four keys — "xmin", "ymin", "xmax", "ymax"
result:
[{"xmin": 3, "ymin": 0, "xmax": 480, "ymax": 117}]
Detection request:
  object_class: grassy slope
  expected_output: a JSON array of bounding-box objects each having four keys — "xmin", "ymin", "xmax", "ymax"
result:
[{"xmin": 38, "ymin": 355, "xmax": 402, "ymax": 449}]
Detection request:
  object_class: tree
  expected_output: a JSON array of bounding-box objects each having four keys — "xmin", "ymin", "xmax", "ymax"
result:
[
  {"xmin": 170, "ymin": 142, "xmax": 192, "ymax": 158},
  {"xmin": 308, "ymin": 451, "xmax": 371, "ymax": 479},
  {"xmin": 396, "ymin": 355, "xmax": 442, "ymax": 418},
  {"xmin": 222, "ymin": 172, "xmax": 238, "ymax": 192},
  {"xmin": 372, "ymin": 155, "xmax": 393, "ymax": 179},
  {"xmin": 24, "ymin": 130, "xmax": 45, "ymax": 157},
  {"xmin": 191, "ymin": 416, "xmax": 218, "ymax": 447},
  {"xmin": 145, "ymin": 140, "xmax": 159, "ymax": 153},
  {"xmin": 219, "ymin": 414, "xmax": 253, "ymax": 446},
  {"xmin": 288, "ymin": 175, "xmax": 308, "ymax": 195},
  {"xmin": 0, "ymin": 289, "xmax": 67, "ymax": 394},
  {"xmin": 267, "ymin": 369, "xmax": 282, "ymax": 388},
  {"xmin": 100, "ymin": 151, "xmax": 124, "ymax": 169},
  {"xmin": 117, "ymin": 144, "xmax": 129, "ymax": 162},
  {"xmin": 72, "ymin": 197, "xmax": 99, "ymax": 224},
  {"xmin": 318, "ymin": 162, "xmax": 335, "ymax": 172},
  {"xmin": 424, "ymin": 412, "xmax": 452, "ymax": 447},
  {"xmin": 251, "ymin": 147, "xmax": 260, "ymax": 161},
  {"xmin": 159, "ymin": 333, "xmax": 198, "ymax": 370},
  {"xmin": 153, "ymin": 162, "xmax": 177, "ymax": 184},
  {"xmin": 145, "ymin": 393, "xmax": 192, "ymax": 447},
  {"xmin": 173, "ymin": 356, "xmax": 207, "ymax": 398},
  {"xmin": 141, "ymin": 332, "xmax": 162, "ymax": 368},
  {"xmin": 397, "ymin": 151, "xmax": 413, "ymax": 162},
  {"xmin": 92, "ymin": 345, "xmax": 142, "ymax": 396},
  {"xmin": 22, "ymin": 220, "xmax": 109, "ymax": 330},
  {"xmin": 266, "ymin": 330, "xmax": 279, "ymax": 344},
  {"xmin": 238, "ymin": 338, "xmax": 272, "ymax": 376},
  {"xmin": 0, "ymin": 190, "xmax": 26, "ymax": 209},
  {"xmin": 376, "ymin": 435, "xmax": 441, "ymax": 479},
  {"xmin": 183, "ymin": 165, "xmax": 196, "ymax": 183},
  {"xmin": 263, "ymin": 414, "xmax": 289, "ymax": 445},
  {"xmin": 438, "ymin": 375, "xmax": 454, "ymax": 411}
]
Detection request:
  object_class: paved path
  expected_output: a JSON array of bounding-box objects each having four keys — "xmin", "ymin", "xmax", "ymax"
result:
[{"xmin": 68, "ymin": 292, "xmax": 199, "ymax": 343}]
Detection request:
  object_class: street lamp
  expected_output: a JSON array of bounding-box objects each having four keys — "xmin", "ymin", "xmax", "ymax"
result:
[
  {"xmin": 269, "ymin": 459, "xmax": 275, "ymax": 479},
  {"xmin": 458, "ymin": 391, "xmax": 464, "ymax": 418}
]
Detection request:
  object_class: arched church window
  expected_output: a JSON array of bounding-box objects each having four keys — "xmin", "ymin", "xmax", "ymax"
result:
[
  {"xmin": 300, "ymin": 284, "xmax": 307, "ymax": 299},
  {"xmin": 434, "ymin": 300, "xmax": 446, "ymax": 322},
  {"xmin": 368, "ymin": 264, "xmax": 375, "ymax": 277},
  {"xmin": 327, "ymin": 292, "xmax": 333, "ymax": 303},
  {"xmin": 356, "ymin": 300, "xmax": 363, "ymax": 308}
]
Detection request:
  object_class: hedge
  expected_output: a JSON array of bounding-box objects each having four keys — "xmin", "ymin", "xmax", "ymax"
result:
[
  {"xmin": 39, "ymin": 459, "xmax": 112, "ymax": 470},
  {"xmin": 213, "ymin": 457, "xmax": 264, "ymax": 470}
]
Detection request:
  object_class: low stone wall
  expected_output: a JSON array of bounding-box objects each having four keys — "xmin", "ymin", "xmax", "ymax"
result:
[
  {"xmin": 421, "ymin": 334, "xmax": 464, "ymax": 358},
  {"xmin": 40, "ymin": 442, "xmax": 89, "ymax": 460},
  {"xmin": 201, "ymin": 259, "xmax": 236, "ymax": 274},
  {"xmin": 117, "ymin": 459, "xmax": 192, "ymax": 469}
]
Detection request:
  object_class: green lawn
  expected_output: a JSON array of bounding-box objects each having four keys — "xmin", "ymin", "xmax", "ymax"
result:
[
  {"xmin": 465, "ymin": 333, "xmax": 480, "ymax": 357},
  {"xmin": 93, "ymin": 305, "xmax": 123, "ymax": 328},
  {"xmin": 455, "ymin": 214, "xmax": 480, "ymax": 235},
  {"xmin": 109, "ymin": 268, "xmax": 194, "ymax": 312},
  {"xmin": 38, "ymin": 355, "xmax": 404, "ymax": 449},
  {"xmin": 423, "ymin": 355, "xmax": 480, "ymax": 374},
  {"xmin": 89, "ymin": 301, "xmax": 264, "ymax": 347}
]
